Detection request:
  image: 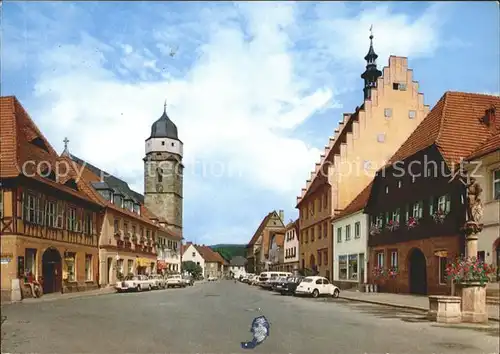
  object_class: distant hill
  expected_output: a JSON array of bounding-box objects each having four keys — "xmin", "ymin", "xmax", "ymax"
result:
[{"xmin": 210, "ymin": 244, "xmax": 246, "ymax": 261}]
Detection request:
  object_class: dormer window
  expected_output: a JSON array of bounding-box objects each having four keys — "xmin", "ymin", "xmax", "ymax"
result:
[
  {"xmin": 98, "ymin": 189, "xmax": 112, "ymax": 201},
  {"xmin": 113, "ymin": 194, "xmax": 123, "ymax": 207},
  {"xmin": 133, "ymin": 203, "xmax": 140, "ymax": 214}
]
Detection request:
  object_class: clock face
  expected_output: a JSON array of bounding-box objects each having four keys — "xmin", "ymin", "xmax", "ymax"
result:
[{"xmin": 156, "ymin": 183, "xmax": 163, "ymax": 192}]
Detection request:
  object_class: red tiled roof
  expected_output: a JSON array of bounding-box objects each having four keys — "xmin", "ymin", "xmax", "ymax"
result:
[
  {"xmin": 0, "ymin": 96, "xmax": 99, "ymax": 204},
  {"xmin": 467, "ymin": 133, "xmax": 500, "ymax": 160},
  {"xmin": 387, "ymin": 92, "xmax": 500, "ymax": 167},
  {"xmin": 332, "ymin": 181, "xmax": 373, "ymax": 221},
  {"xmin": 194, "ymin": 245, "xmax": 226, "ymax": 264}
]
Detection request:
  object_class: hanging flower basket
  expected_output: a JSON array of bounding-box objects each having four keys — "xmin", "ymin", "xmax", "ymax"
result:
[
  {"xmin": 387, "ymin": 267, "xmax": 399, "ymax": 278},
  {"xmin": 372, "ymin": 266, "xmax": 386, "ymax": 279},
  {"xmin": 446, "ymin": 256, "xmax": 496, "ymax": 286},
  {"xmin": 406, "ymin": 217, "xmax": 419, "ymax": 229},
  {"xmin": 433, "ymin": 209, "xmax": 446, "ymax": 224},
  {"xmin": 369, "ymin": 224, "xmax": 381, "ymax": 236}
]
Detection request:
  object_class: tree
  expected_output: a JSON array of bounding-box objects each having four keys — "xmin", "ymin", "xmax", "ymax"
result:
[{"xmin": 182, "ymin": 261, "xmax": 203, "ymax": 279}]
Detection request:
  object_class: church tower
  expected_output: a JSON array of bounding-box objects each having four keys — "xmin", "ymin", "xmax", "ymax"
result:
[
  {"xmin": 144, "ymin": 102, "xmax": 183, "ymax": 233},
  {"xmin": 360, "ymin": 28, "xmax": 382, "ymax": 100}
]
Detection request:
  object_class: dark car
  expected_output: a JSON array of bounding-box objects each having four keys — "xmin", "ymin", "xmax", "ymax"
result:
[{"xmin": 278, "ymin": 276, "xmax": 304, "ymax": 295}]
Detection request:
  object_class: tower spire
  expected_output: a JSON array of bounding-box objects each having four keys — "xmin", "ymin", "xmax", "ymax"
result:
[
  {"xmin": 164, "ymin": 99, "xmax": 167, "ymax": 114},
  {"xmin": 361, "ymin": 25, "xmax": 382, "ymax": 100}
]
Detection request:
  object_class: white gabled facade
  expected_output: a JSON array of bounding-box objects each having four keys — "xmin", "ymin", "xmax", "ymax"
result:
[
  {"xmin": 332, "ymin": 210, "xmax": 369, "ymax": 285},
  {"xmin": 182, "ymin": 244, "xmax": 206, "ymax": 277}
]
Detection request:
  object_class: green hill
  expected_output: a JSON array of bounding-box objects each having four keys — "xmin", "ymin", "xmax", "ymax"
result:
[{"xmin": 210, "ymin": 244, "xmax": 246, "ymax": 261}]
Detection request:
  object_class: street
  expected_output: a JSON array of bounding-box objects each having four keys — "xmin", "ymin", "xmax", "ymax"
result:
[{"xmin": 1, "ymin": 280, "xmax": 499, "ymax": 354}]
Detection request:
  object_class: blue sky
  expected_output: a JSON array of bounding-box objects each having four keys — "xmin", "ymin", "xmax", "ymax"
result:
[{"xmin": 2, "ymin": 1, "xmax": 499, "ymax": 245}]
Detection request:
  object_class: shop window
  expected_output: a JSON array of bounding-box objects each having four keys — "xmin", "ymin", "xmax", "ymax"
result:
[
  {"xmin": 65, "ymin": 253, "xmax": 76, "ymax": 282},
  {"xmin": 85, "ymin": 254, "xmax": 92, "ymax": 281},
  {"xmin": 339, "ymin": 255, "xmax": 347, "ymax": 280},
  {"xmin": 25, "ymin": 248, "xmax": 37, "ymax": 276}
]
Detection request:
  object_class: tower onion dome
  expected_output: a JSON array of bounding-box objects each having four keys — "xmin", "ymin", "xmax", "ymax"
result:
[{"xmin": 150, "ymin": 102, "xmax": 178, "ymax": 140}]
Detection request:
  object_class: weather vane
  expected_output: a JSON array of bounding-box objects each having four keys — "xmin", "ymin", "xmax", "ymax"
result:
[{"xmin": 370, "ymin": 25, "xmax": 373, "ymax": 37}]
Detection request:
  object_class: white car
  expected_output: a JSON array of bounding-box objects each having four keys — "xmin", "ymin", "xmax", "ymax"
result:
[
  {"xmin": 115, "ymin": 275, "xmax": 154, "ymax": 292},
  {"xmin": 207, "ymin": 276, "xmax": 218, "ymax": 282},
  {"xmin": 149, "ymin": 274, "xmax": 166, "ymax": 289},
  {"xmin": 295, "ymin": 276, "xmax": 340, "ymax": 298},
  {"xmin": 166, "ymin": 274, "xmax": 186, "ymax": 288}
]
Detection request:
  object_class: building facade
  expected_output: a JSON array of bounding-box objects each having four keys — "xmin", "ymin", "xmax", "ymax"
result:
[
  {"xmin": 182, "ymin": 243, "xmax": 205, "ymax": 277},
  {"xmin": 296, "ymin": 35, "xmax": 429, "ymax": 280},
  {"xmin": 0, "ymin": 96, "xmax": 101, "ymax": 302},
  {"xmin": 268, "ymin": 230, "xmax": 285, "ymax": 271},
  {"xmin": 466, "ymin": 131, "xmax": 500, "ymax": 280},
  {"xmin": 283, "ymin": 220, "xmax": 299, "ymax": 273},
  {"xmin": 144, "ymin": 104, "xmax": 183, "ymax": 235},
  {"xmin": 228, "ymin": 256, "xmax": 247, "ymax": 278},
  {"xmin": 365, "ymin": 92, "xmax": 500, "ymax": 295},
  {"xmin": 245, "ymin": 210, "xmax": 285, "ymax": 274},
  {"xmin": 332, "ymin": 183, "xmax": 372, "ymax": 289}
]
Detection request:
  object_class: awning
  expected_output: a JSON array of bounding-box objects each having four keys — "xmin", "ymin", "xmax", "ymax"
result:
[{"xmin": 434, "ymin": 250, "xmax": 448, "ymax": 258}]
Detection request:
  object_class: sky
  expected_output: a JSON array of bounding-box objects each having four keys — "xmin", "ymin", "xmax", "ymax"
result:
[{"xmin": 2, "ymin": 1, "xmax": 499, "ymax": 245}]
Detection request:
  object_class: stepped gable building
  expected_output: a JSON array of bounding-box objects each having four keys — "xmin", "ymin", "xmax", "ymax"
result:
[
  {"xmin": 365, "ymin": 92, "xmax": 500, "ymax": 295},
  {"xmin": 245, "ymin": 210, "xmax": 285, "ymax": 274},
  {"xmin": 296, "ymin": 32, "xmax": 429, "ymax": 280},
  {"xmin": 0, "ymin": 96, "xmax": 102, "ymax": 302}
]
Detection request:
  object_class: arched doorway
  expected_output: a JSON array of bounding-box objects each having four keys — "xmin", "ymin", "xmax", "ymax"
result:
[
  {"xmin": 42, "ymin": 248, "xmax": 62, "ymax": 294},
  {"xmin": 408, "ymin": 248, "xmax": 427, "ymax": 295}
]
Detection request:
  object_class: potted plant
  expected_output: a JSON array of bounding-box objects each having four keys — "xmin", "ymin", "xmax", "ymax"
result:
[
  {"xmin": 406, "ymin": 216, "xmax": 418, "ymax": 229},
  {"xmin": 433, "ymin": 209, "xmax": 446, "ymax": 223},
  {"xmin": 372, "ymin": 266, "xmax": 386, "ymax": 292},
  {"xmin": 369, "ymin": 223, "xmax": 381, "ymax": 236}
]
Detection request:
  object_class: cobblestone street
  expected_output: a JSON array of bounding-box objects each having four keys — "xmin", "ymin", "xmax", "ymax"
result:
[{"xmin": 1, "ymin": 281, "xmax": 499, "ymax": 354}]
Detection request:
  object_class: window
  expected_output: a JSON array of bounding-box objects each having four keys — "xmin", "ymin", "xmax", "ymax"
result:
[
  {"xmin": 390, "ymin": 251, "xmax": 398, "ymax": 268},
  {"xmin": 323, "ymin": 222, "xmax": 328, "ymax": 238},
  {"xmin": 113, "ymin": 194, "xmax": 123, "ymax": 207},
  {"xmin": 310, "ymin": 228, "xmax": 314, "ymax": 242},
  {"xmin": 132, "ymin": 225, "xmax": 136, "ymax": 237},
  {"xmin": 439, "ymin": 257, "xmax": 447, "ymax": 285},
  {"xmin": 127, "ymin": 260, "xmax": 134, "ymax": 275},
  {"xmin": 85, "ymin": 255, "xmax": 92, "ymax": 281},
  {"xmin": 66, "ymin": 253, "xmax": 76, "ymax": 282},
  {"xmin": 339, "ymin": 256, "xmax": 347, "ymax": 280},
  {"xmin": 25, "ymin": 249, "xmax": 37, "ymax": 277},
  {"xmin": 124, "ymin": 222, "xmax": 128, "ymax": 235},
  {"xmin": 337, "ymin": 227, "xmax": 342, "ymax": 243},
  {"xmin": 493, "ymin": 170, "xmax": 500, "ymax": 200},
  {"xmin": 46, "ymin": 201, "xmax": 56, "ymax": 228},
  {"xmin": 408, "ymin": 110, "xmax": 416, "ymax": 119},
  {"xmin": 83, "ymin": 212, "xmax": 93, "ymax": 235},
  {"xmin": 393, "ymin": 82, "xmax": 407, "ymax": 91},
  {"xmin": 376, "ymin": 251, "xmax": 384, "ymax": 267},
  {"xmin": 392, "ymin": 208, "xmax": 400, "ymax": 223},
  {"xmin": 67, "ymin": 207, "xmax": 76, "ymax": 231},
  {"xmin": 161, "ymin": 141, "xmax": 165, "ymax": 146},
  {"xmin": 192, "ymin": 252, "xmax": 196, "ymax": 257},
  {"xmin": 114, "ymin": 219, "xmax": 120, "ymax": 234},
  {"xmin": 318, "ymin": 251, "xmax": 322, "ymax": 266},
  {"xmin": 384, "ymin": 108, "xmax": 392, "ymax": 118},
  {"xmin": 146, "ymin": 229, "xmax": 151, "ymax": 240},
  {"xmin": 377, "ymin": 133, "xmax": 386, "ymax": 143},
  {"xmin": 24, "ymin": 193, "xmax": 36, "ymax": 223},
  {"xmin": 354, "ymin": 222, "xmax": 361, "ymax": 238},
  {"xmin": 318, "ymin": 224, "xmax": 322, "ymax": 239},
  {"xmin": 323, "ymin": 193, "xmax": 328, "ymax": 209},
  {"xmin": 412, "ymin": 201, "xmax": 423, "ymax": 219},
  {"xmin": 348, "ymin": 254, "xmax": 358, "ymax": 280},
  {"xmin": 437, "ymin": 194, "xmax": 451, "ymax": 214},
  {"xmin": 323, "ymin": 250, "xmax": 328, "ymax": 265},
  {"xmin": 345, "ymin": 224, "xmax": 351, "ymax": 241}
]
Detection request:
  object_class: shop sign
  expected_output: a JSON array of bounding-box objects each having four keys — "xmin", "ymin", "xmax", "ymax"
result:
[
  {"xmin": 1, "ymin": 253, "xmax": 13, "ymax": 264},
  {"xmin": 434, "ymin": 250, "xmax": 448, "ymax": 258}
]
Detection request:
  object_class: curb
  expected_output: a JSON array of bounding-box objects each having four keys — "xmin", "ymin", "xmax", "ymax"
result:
[
  {"xmin": 2, "ymin": 289, "xmax": 116, "ymax": 305},
  {"xmin": 339, "ymin": 296, "xmax": 500, "ymax": 323}
]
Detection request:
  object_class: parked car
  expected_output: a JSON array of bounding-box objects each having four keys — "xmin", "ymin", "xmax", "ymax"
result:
[
  {"xmin": 277, "ymin": 276, "xmax": 304, "ymax": 295},
  {"xmin": 258, "ymin": 272, "xmax": 293, "ymax": 289},
  {"xmin": 115, "ymin": 275, "xmax": 154, "ymax": 292},
  {"xmin": 249, "ymin": 275, "xmax": 260, "ymax": 286},
  {"xmin": 271, "ymin": 276, "xmax": 289, "ymax": 291},
  {"xmin": 166, "ymin": 274, "xmax": 186, "ymax": 288},
  {"xmin": 207, "ymin": 276, "xmax": 218, "ymax": 282},
  {"xmin": 183, "ymin": 276, "xmax": 194, "ymax": 286},
  {"xmin": 294, "ymin": 276, "xmax": 340, "ymax": 298},
  {"xmin": 149, "ymin": 275, "xmax": 166, "ymax": 289}
]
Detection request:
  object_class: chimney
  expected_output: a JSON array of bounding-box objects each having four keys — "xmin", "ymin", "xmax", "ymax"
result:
[
  {"xmin": 481, "ymin": 106, "xmax": 496, "ymax": 128},
  {"xmin": 279, "ymin": 210, "xmax": 284, "ymax": 222}
]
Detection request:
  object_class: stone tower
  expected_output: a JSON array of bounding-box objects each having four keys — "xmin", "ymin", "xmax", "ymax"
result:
[{"xmin": 144, "ymin": 102, "xmax": 183, "ymax": 233}]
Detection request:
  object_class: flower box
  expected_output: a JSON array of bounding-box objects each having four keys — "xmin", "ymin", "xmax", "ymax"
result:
[
  {"xmin": 406, "ymin": 217, "xmax": 419, "ymax": 229},
  {"xmin": 369, "ymin": 224, "xmax": 381, "ymax": 236},
  {"xmin": 433, "ymin": 209, "xmax": 446, "ymax": 224}
]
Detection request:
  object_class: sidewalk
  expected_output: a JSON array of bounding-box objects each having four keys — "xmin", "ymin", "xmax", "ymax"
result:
[
  {"xmin": 340, "ymin": 290, "xmax": 500, "ymax": 322},
  {"xmin": 3, "ymin": 287, "xmax": 116, "ymax": 305}
]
